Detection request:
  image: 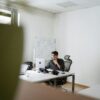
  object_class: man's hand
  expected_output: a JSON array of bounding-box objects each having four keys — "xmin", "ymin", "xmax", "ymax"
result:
[
  {"xmin": 53, "ymin": 60, "xmax": 60, "ymax": 69},
  {"xmin": 53, "ymin": 60, "xmax": 58, "ymax": 65}
]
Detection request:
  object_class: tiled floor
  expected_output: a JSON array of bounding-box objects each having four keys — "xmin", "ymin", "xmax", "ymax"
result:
[{"xmin": 55, "ymin": 83, "xmax": 89, "ymax": 93}]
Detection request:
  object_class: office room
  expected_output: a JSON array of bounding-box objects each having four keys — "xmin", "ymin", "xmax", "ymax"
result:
[{"xmin": 0, "ymin": 0, "xmax": 100, "ymax": 100}]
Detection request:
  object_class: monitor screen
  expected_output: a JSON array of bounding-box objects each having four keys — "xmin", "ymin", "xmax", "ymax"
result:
[{"xmin": 36, "ymin": 58, "xmax": 45, "ymax": 70}]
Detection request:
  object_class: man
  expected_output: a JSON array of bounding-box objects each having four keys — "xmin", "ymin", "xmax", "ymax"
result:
[
  {"xmin": 46, "ymin": 51, "xmax": 66, "ymax": 85},
  {"xmin": 46, "ymin": 51, "xmax": 65, "ymax": 71}
]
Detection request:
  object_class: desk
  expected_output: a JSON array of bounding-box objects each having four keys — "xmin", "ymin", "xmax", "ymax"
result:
[
  {"xmin": 79, "ymin": 85, "xmax": 100, "ymax": 99},
  {"xmin": 20, "ymin": 70, "xmax": 75, "ymax": 92}
]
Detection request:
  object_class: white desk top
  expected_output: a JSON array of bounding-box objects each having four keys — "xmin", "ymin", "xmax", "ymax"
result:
[{"xmin": 19, "ymin": 70, "xmax": 74, "ymax": 83}]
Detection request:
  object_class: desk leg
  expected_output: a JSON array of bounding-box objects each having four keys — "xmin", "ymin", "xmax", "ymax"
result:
[
  {"xmin": 54, "ymin": 79, "xmax": 57, "ymax": 87},
  {"xmin": 72, "ymin": 75, "xmax": 75, "ymax": 93}
]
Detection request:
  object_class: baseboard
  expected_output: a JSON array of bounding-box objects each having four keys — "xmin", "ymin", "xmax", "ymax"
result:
[{"xmin": 67, "ymin": 81, "xmax": 89, "ymax": 88}]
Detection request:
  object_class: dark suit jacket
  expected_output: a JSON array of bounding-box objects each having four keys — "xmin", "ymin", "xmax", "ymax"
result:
[{"xmin": 46, "ymin": 58, "xmax": 65, "ymax": 71}]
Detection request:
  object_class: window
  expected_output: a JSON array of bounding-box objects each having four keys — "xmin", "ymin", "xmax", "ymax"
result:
[
  {"xmin": 0, "ymin": 9, "xmax": 11, "ymax": 24},
  {"xmin": 0, "ymin": 8, "xmax": 19, "ymax": 25}
]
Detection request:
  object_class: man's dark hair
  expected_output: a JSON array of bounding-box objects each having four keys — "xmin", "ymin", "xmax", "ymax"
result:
[{"xmin": 52, "ymin": 51, "xmax": 58, "ymax": 56}]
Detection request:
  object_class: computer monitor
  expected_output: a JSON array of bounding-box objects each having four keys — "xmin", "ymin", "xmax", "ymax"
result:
[{"xmin": 35, "ymin": 58, "xmax": 45, "ymax": 70}]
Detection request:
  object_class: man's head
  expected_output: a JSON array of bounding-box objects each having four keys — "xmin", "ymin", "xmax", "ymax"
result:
[{"xmin": 51, "ymin": 51, "xmax": 59, "ymax": 60}]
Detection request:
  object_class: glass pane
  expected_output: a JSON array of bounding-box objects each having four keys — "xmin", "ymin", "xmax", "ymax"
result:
[
  {"xmin": 0, "ymin": 15, "xmax": 11, "ymax": 24},
  {"xmin": 0, "ymin": 9, "xmax": 11, "ymax": 24}
]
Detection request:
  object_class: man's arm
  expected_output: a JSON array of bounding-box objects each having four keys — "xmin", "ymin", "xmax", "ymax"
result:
[
  {"xmin": 53, "ymin": 60, "xmax": 60, "ymax": 69},
  {"xmin": 45, "ymin": 62, "xmax": 50, "ymax": 69},
  {"xmin": 53, "ymin": 59, "xmax": 65, "ymax": 71}
]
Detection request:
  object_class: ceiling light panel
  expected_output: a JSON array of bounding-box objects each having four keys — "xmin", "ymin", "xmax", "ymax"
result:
[
  {"xmin": 27, "ymin": 0, "xmax": 70, "ymax": 5},
  {"xmin": 57, "ymin": 1, "xmax": 78, "ymax": 8}
]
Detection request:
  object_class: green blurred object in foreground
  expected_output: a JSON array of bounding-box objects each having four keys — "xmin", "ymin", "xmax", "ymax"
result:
[{"xmin": 0, "ymin": 24, "xmax": 23, "ymax": 100}]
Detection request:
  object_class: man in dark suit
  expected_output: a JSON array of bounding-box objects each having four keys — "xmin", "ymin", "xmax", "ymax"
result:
[
  {"xmin": 46, "ymin": 51, "xmax": 65, "ymax": 71},
  {"xmin": 46, "ymin": 51, "xmax": 66, "ymax": 85}
]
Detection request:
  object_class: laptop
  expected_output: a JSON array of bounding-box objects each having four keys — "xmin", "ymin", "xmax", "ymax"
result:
[{"xmin": 36, "ymin": 58, "xmax": 45, "ymax": 70}]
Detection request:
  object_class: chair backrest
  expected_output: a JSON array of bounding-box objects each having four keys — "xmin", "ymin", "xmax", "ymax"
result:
[{"xmin": 64, "ymin": 55, "xmax": 72, "ymax": 72}]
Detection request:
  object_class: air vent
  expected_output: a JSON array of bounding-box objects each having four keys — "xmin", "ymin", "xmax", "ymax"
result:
[{"xmin": 57, "ymin": 1, "xmax": 78, "ymax": 8}]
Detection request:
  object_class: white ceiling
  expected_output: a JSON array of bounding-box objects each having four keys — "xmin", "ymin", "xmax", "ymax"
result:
[{"xmin": 27, "ymin": 0, "xmax": 100, "ymax": 13}]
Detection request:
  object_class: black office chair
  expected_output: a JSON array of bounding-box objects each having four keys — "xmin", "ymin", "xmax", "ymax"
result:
[
  {"xmin": 64, "ymin": 55, "xmax": 72, "ymax": 82},
  {"xmin": 62, "ymin": 55, "xmax": 75, "ymax": 92},
  {"xmin": 64, "ymin": 55, "xmax": 72, "ymax": 72}
]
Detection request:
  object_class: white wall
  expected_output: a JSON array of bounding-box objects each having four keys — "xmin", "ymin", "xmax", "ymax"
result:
[
  {"xmin": 20, "ymin": 9, "xmax": 54, "ymax": 62},
  {"xmin": 54, "ymin": 6, "xmax": 100, "ymax": 86}
]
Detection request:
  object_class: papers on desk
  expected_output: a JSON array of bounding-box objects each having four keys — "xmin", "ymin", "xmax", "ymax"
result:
[
  {"xmin": 47, "ymin": 69, "xmax": 65, "ymax": 74},
  {"xmin": 46, "ymin": 68, "xmax": 53, "ymax": 72}
]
